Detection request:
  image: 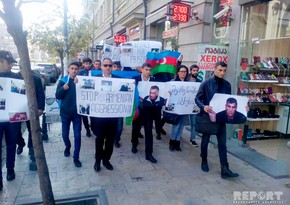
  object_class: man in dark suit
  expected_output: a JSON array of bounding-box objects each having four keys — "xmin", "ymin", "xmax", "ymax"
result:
[
  {"xmin": 91, "ymin": 58, "xmax": 119, "ymax": 172},
  {"xmin": 131, "ymin": 62, "xmax": 155, "ymax": 154},
  {"xmin": 215, "ymin": 97, "xmax": 247, "ymax": 124},
  {"xmin": 141, "ymin": 85, "xmax": 165, "ymax": 163}
]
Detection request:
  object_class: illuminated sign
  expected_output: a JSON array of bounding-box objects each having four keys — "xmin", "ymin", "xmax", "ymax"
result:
[
  {"xmin": 167, "ymin": 2, "xmax": 191, "ymax": 23},
  {"xmin": 114, "ymin": 35, "xmax": 127, "ymax": 43}
]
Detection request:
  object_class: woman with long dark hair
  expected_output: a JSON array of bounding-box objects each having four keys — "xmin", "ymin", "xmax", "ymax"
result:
[{"xmin": 169, "ymin": 65, "xmax": 189, "ymax": 151}]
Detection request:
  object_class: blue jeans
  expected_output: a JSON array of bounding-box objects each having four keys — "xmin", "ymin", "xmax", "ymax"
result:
[
  {"xmin": 0, "ymin": 122, "xmax": 21, "ymax": 179},
  {"xmin": 61, "ymin": 114, "xmax": 82, "ymax": 160},
  {"xmin": 170, "ymin": 115, "xmax": 186, "ymax": 141},
  {"xmin": 114, "ymin": 118, "xmax": 123, "ymax": 143},
  {"xmin": 189, "ymin": 114, "xmax": 196, "ymax": 141}
]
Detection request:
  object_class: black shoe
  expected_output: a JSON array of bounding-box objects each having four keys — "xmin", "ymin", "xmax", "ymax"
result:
[
  {"xmin": 131, "ymin": 146, "xmax": 138, "ymax": 154},
  {"xmin": 161, "ymin": 129, "xmax": 167, "ymax": 135},
  {"xmin": 201, "ymin": 162, "xmax": 209, "ymax": 172},
  {"xmin": 6, "ymin": 168, "xmax": 15, "ymax": 181},
  {"xmin": 0, "ymin": 179, "xmax": 3, "ymax": 191},
  {"xmin": 156, "ymin": 135, "xmax": 161, "ymax": 140},
  {"xmin": 74, "ymin": 159, "xmax": 82, "ymax": 168},
  {"xmin": 29, "ymin": 161, "xmax": 37, "ymax": 171},
  {"xmin": 17, "ymin": 146, "xmax": 24, "ymax": 155},
  {"xmin": 114, "ymin": 141, "xmax": 121, "ymax": 148},
  {"xmin": 175, "ymin": 141, "xmax": 182, "ymax": 151},
  {"xmin": 169, "ymin": 139, "xmax": 175, "ymax": 152},
  {"xmin": 221, "ymin": 165, "xmax": 239, "ymax": 179},
  {"xmin": 138, "ymin": 133, "xmax": 144, "ymax": 138},
  {"xmin": 64, "ymin": 147, "xmax": 70, "ymax": 157},
  {"xmin": 94, "ymin": 160, "xmax": 101, "ymax": 172},
  {"xmin": 146, "ymin": 155, "xmax": 157, "ymax": 163},
  {"xmin": 86, "ymin": 129, "xmax": 92, "ymax": 137},
  {"xmin": 28, "ymin": 148, "xmax": 33, "ymax": 156},
  {"xmin": 191, "ymin": 140, "xmax": 199, "ymax": 147},
  {"xmin": 103, "ymin": 160, "xmax": 114, "ymax": 170}
]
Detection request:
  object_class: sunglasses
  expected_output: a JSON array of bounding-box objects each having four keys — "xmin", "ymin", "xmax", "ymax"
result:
[{"xmin": 103, "ymin": 64, "xmax": 113, "ymax": 67}]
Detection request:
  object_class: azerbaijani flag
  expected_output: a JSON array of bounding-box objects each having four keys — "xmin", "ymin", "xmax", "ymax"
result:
[{"xmin": 146, "ymin": 50, "xmax": 181, "ymax": 75}]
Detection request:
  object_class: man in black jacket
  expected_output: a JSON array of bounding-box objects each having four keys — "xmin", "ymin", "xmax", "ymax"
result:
[
  {"xmin": 91, "ymin": 58, "xmax": 119, "ymax": 172},
  {"xmin": 16, "ymin": 73, "xmax": 45, "ymax": 157},
  {"xmin": 0, "ymin": 50, "xmax": 22, "ymax": 190},
  {"xmin": 131, "ymin": 62, "xmax": 155, "ymax": 154},
  {"xmin": 195, "ymin": 61, "xmax": 239, "ymax": 179},
  {"xmin": 56, "ymin": 62, "xmax": 82, "ymax": 168},
  {"xmin": 141, "ymin": 85, "xmax": 165, "ymax": 163}
]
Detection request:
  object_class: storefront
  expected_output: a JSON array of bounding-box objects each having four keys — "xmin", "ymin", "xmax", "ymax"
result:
[{"xmin": 234, "ymin": 0, "xmax": 290, "ymax": 177}]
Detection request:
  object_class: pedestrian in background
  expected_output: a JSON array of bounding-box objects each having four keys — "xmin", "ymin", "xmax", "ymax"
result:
[
  {"xmin": 0, "ymin": 50, "xmax": 22, "ymax": 190},
  {"xmin": 56, "ymin": 62, "xmax": 82, "ymax": 168},
  {"xmin": 195, "ymin": 61, "xmax": 239, "ymax": 179},
  {"xmin": 188, "ymin": 64, "xmax": 202, "ymax": 147},
  {"xmin": 77, "ymin": 57, "xmax": 93, "ymax": 137}
]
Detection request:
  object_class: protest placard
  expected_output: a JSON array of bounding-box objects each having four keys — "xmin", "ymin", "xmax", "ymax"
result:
[
  {"xmin": 101, "ymin": 44, "xmax": 121, "ymax": 62},
  {"xmin": 76, "ymin": 76, "xmax": 135, "ymax": 117},
  {"xmin": 0, "ymin": 77, "xmax": 28, "ymax": 122},
  {"xmin": 138, "ymin": 81, "xmax": 201, "ymax": 115},
  {"xmin": 45, "ymin": 86, "xmax": 61, "ymax": 123},
  {"xmin": 210, "ymin": 94, "xmax": 248, "ymax": 124},
  {"xmin": 120, "ymin": 41, "xmax": 162, "ymax": 68}
]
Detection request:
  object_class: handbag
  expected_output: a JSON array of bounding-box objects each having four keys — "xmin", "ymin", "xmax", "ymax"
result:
[
  {"xmin": 195, "ymin": 112, "xmax": 220, "ymax": 135},
  {"xmin": 162, "ymin": 111, "xmax": 180, "ymax": 125}
]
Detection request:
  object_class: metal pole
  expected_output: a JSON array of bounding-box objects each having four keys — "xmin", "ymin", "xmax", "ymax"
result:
[{"xmin": 63, "ymin": 0, "xmax": 68, "ymax": 76}]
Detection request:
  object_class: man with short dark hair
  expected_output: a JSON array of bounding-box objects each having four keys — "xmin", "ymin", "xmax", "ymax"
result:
[
  {"xmin": 195, "ymin": 61, "xmax": 239, "ymax": 179},
  {"xmin": 216, "ymin": 97, "xmax": 247, "ymax": 124},
  {"xmin": 91, "ymin": 58, "xmax": 119, "ymax": 172},
  {"xmin": 0, "ymin": 50, "xmax": 22, "ymax": 190},
  {"xmin": 94, "ymin": 60, "xmax": 101, "ymax": 70},
  {"xmin": 142, "ymin": 85, "xmax": 165, "ymax": 163},
  {"xmin": 189, "ymin": 64, "xmax": 201, "ymax": 147},
  {"xmin": 77, "ymin": 57, "xmax": 93, "ymax": 137},
  {"xmin": 131, "ymin": 62, "xmax": 155, "ymax": 154}
]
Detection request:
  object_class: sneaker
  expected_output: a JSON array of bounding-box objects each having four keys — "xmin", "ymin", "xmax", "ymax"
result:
[
  {"xmin": 64, "ymin": 147, "xmax": 70, "ymax": 157},
  {"xmin": 86, "ymin": 129, "xmax": 92, "ymax": 137},
  {"xmin": 73, "ymin": 159, "xmax": 82, "ymax": 168},
  {"xmin": 191, "ymin": 140, "xmax": 198, "ymax": 147},
  {"xmin": 6, "ymin": 168, "xmax": 15, "ymax": 181}
]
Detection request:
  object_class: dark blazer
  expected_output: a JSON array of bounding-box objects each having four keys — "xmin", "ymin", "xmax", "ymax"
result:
[{"xmin": 195, "ymin": 76, "xmax": 231, "ymax": 111}]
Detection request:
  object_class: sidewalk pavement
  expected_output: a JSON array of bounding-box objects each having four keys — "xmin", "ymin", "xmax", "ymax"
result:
[{"xmin": 1, "ymin": 122, "xmax": 289, "ymax": 205}]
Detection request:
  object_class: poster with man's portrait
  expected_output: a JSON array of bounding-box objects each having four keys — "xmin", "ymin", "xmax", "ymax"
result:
[{"xmin": 209, "ymin": 94, "xmax": 248, "ymax": 124}]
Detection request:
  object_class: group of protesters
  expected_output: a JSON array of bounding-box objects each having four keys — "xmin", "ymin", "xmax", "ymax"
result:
[{"xmin": 0, "ymin": 50, "xmax": 239, "ymax": 191}]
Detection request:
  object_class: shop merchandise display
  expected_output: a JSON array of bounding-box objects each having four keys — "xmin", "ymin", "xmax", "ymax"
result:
[{"xmin": 238, "ymin": 56, "xmax": 290, "ymax": 139}]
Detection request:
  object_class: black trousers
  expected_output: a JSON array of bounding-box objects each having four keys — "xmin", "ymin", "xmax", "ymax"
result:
[
  {"xmin": 91, "ymin": 118, "xmax": 118, "ymax": 162},
  {"xmin": 82, "ymin": 116, "xmax": 90, "ymax": 130},
  {"xmin": 131, "ymin": 112, "xmax": 143, "ymax": 147},
  {"xmin": 143, "ymin": 113, "xmax": 161, "ymax": 156},
  {"xmin": 17, "ymin": 121, "xmax": 33, "ymax": 148},
  {"xmin": 200, "ymin": 124, "xmax": 228, "ymax": 166}
]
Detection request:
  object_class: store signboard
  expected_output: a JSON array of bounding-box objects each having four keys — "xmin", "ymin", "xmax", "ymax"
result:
[
  {"xmin": 197, "ymin": 44, "xmax": 229, "ymax": 70},
  {"xmin": 162, "ymin": 27, "xmax": 178, "ymax": 39}
]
